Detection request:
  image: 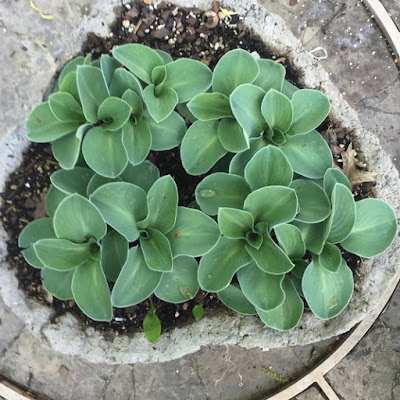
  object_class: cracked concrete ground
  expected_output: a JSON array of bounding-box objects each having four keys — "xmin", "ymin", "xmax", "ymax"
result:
[{"xmin": 1, "ymin": 0, "xmax": 400, "ymax": 399}]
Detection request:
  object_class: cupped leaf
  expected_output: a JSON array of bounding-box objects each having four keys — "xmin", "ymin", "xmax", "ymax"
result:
[
  {"xmin": 195, "ymin": 172, "xmax": 251, "ymax": 216},
  {"xmin": 244, "ymin": 146, "xmax": 293, "ymax": 191},
  {"xmin": 82, "ymin": 127, "xmax": 128, "ymax": 178},
  {"xmin": 140, "ymin": 228, "xmax": 173, "ymax": 272},
  {"xmin": 237, "ymin": 262, "xmax": 285, "ymax": 312},
  {"xmin": 164, "ymin": 58, "xmax": 212, "ymax": 102},
  {"xmin": 100, "ymin": 54, "xmax": 120, "ymax": 87},
  {"xmin": 323, "ymin": 168, "xmax": 351, "ymax": 198},
  {"xmin": 280, "ymin": 130, "xmax": 333, "ymax": 179},
  {"xmin": 97, "ymin": 97, "xmax": 132, "ymax": 131},
  {"xmin": 218, "ymin": 283, "xmax": 257, "ymax": 315},
  {"xmin": 109, "ymin": 68, "xmax": 143, "ymax": 98},
  {"xmin": 198, "ymin": 236, "xmax": 250, "ymax": 292},
  {"xmin": 318, "ymin": 242, "xmax": 341, "ymax": 272},
  {"xmin": 253, "ymin": 59, "xmax": 285, "ymax": 92},
  {"xmin": 187, "ymin": 93, "xmax": 232, "ymax": 121},
  {"xmin": 143, "ymin": 308, "xmax": 161, "ymax": 343},
  {"xmin": 212, "ymin": 49, "xmax": 259, "ymax": 96},
  {"xmin": 122, "ymin": 120, "xmax": 152, "ymax": 165},
  {"xmin": 341, "ymin": 199, "xmax": 397, "ymax": 257},
  {"xmin": 59, "ymin": 71, "xmax": 80, "ymax": 102},
  {"xmin": 181, "ymin": 120, "xmax": 227, "ymax": 175},
  {"xmin": 86, "ymin": 175, "xmax": 121, "ymax": 197},
  {"xmin": 218, "ymin": 208, "xmax": 254, "ymax": 239},
  {"xmin": 165, "ymin": 206, "xmax": 220, "ymax": 257},
  {"xmin": 111, "ymin": 246, "xmax": 162, "ymax": 307},
  {"xmin": 154, "ymin": 256, "xmax": 199, "ymax": 303},
  {"xmin": 143, "ymin": 84, "xmax": 178, "ymax": 123},
  {"xmin": 72, "ymin": 258, "xmax": 113, "ymax": 321},
  {"xmin": 274, "ymin": 223, "xmax": 306, "ymax": 260},
  {"xmin": 257, "ymin": 277, "xmax": 304, "ymax": 331},
  {"xmin": 291, "ymin": 220, "xmax": 328, "ymax": 255},
  {"xmin": 45, "ymin": 185, "xmax": 69, "ymax": 218},
  {"xmin": 89, "ymin": 182, "xmax": 148, "ymax": 242},
  {"xmin": 302, "ymin": 258, "xmax": 353, "ymax": 320},
  {"xmin": 120, "ymin": 161, "xmax": 160, "ymax": 193},
  {"xmin": 261, "ymin": 88, "xmax": 293, "ymax": 133},
  {"xmin": 54, "ymin": 56, "xmax": 84, "ymax": 92},
  {"xmin": 101, "ymin": 229, "xmax": 128, "ymax": 281},
  {"xmin": 122, "ymin": 89, "xmax": 143, "ymax": 121},
  {"xmin": 49, "ymin": 92, "xmax": 84, "ymax": 122},
  {"xmin": 50, "ymin": 167, "xmax": 95, "ymax": 197},
  {"xmin": 230, "ymin": 84, "xmax": 266, "ymax": 137},
  {"xmin": 41, "ymin": 268, "xmax": 74, "ymax": 300},
  {"xmin": 217, "ymin": 117, "xmax": 249, "ymax": 152},
  {"xmin": 112, "ymin": 44, "xmax": 164, "ymax": 84}
]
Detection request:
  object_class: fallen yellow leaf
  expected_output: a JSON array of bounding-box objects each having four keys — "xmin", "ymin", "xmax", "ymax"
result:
[{"xmin": 30, "ymin": 0, "xmax": 54, "ymax": 20}]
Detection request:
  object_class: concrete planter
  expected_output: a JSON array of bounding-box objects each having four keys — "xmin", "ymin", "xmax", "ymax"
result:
[{"xmin": 1, "ymin": 0, "xmax": 399, "ymax": 365}]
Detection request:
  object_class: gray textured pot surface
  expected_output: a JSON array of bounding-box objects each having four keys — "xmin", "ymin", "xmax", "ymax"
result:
[{"xmin": 0, "ymin": 0, "xmax": 399, "ymax": 364}]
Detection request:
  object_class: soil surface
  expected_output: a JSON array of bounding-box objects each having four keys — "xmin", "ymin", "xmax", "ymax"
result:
[{"xmin": 0, "ymin": 0, "xmax": 367, "ymax": 338}]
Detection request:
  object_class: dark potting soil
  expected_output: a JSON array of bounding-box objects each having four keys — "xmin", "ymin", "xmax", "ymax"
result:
[{"xmin": 0, "ymin": 0, "xmax": 366, "ymax": 338}]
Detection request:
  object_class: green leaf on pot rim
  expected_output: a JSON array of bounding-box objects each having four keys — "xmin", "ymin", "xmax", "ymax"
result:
[
  {"xmin": 218, "ymin": 283, "xmax": 257, "ymax": 315},
  {"xmin": 101, "ymin": 229, "xmax": 128, "ymax": 282},
  {"xmin": 143, "ymin": 84, "xmax": 178, "ymax": 123},
  {"xmin": 218, "ymin": 208, "xmax": 254, "ymax": 239},
  {"xmin": 252, "ymin": 59, "xmax": 285, "ymax": 92},
  {"xmin": 274, "ymin": 223, "xmax": 305, "ymax": 260},
  {"xmin": 41, "ymin": 267, "xmax": 74, "ymax": 300},
  {"xmin": 122, "ymin": 120, "xmax": 152, "ymax": 165},
  {"xmin": 318, "ymin": 242, "xmax": 342, "ymax": 272},
  {"xmin": 217, "ymin": 117, "xmax": 249, "ymax": 153},
  {"xmin": 49, "ymin": 92, "xmax": 84, "ymax": 122},
  {"xmin": 50, "ymin": 167, "xmax": 95, "ymax": 197},
  {"xmin": 143, "ymin": 308, "xmax": 161, "ymax": 343},
  {"xmin": 120, "ymin": 161, "xmax": 160, "ymax": 193},
  {"xmin": 261, "ymin": 88, "xmax": 293, "ymax": 133},
  {"xmin": 323, "ymin": 168, "xmax": 351, "ymax": 198},
  {"xmin": 192, "ymin": 305, "xmax": 204, "ymax": 321},
  {"xmin": 97, "ymin": 97, "xmax": 132, "ymax": 131},
  {"xmin": 187, "ymin": 92, "xmax": 232, "ymax": 121},
  {"xmin": 140, "ymin": 228, "xmax": 173, "ymax": 272}
]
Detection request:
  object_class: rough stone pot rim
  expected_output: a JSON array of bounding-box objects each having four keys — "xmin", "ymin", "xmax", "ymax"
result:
[{"xmin": 0, "ymin": 0, "xmax": 399, "ymax": 364}]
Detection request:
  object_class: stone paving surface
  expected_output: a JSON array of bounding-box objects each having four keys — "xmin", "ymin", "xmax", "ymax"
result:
[{"xmin": 1, "ymin": 0, "xmax": 400, "ymax": 399}]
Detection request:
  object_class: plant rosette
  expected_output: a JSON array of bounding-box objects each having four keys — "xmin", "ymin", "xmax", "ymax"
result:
[{"xmin": 0, "ymin": 0, "xmax": 399, "ymax": 364}]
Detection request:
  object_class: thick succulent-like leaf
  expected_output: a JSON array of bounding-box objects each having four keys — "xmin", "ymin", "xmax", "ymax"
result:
[
  {"xmin": 195, "ymin": 172, "xmax": 251, "ymax": 216},
  {"xmin": 100, "ymin": 54, "xmax": 120, "ymax": 87},
  {"xmin": 34, "ymin": 239, "xmax": 89, "ymax": 271},
  {"xmin": 181, "ymin": 120, "xmax": 227, "ymax": 175},
  {"xmin": 41, "ymin": 268, "xmax": 74, "ymax": 300},
  {"xmin": 112, "ymin": 44, "xmax": 164, "ymax": 84},
  {"xmin": 164, "ymin": 58, "xmax": 212, "ymax": 102},
  {"xmin": 143, "ymin": 84, "xmax": 178, "ymax": 123},
  {"xmin": 72, "ymin": 258, "xmax": 113, "ymax": 321},
  {"xmin": 109, "ymin": 68, "xmax": 143, "ymax": 98},
  {"xmin": 86, "ymin": 175, "xmax": 121, "ymax": 197},
  {"xmin": 165, "ymin": 207, "xmax": 220, "ymax": 257},
  {"xmin": 54, "ymin": 194, "xmax": 107, "ymax": 243},
  {"xmin": 198, "ymin": 236, "xmax": 250, "ymax": 292},
  {"xmin": 280, "ymin": 130, "xmax": 333, "ymax": 179},
  {"xmin": 154, "ymin": 256, "xmax": 199, "ymax": 303},
  {"xmin": 302, "ymin": 258, "xmax": 353, "ymax": 320},
  {"xmin": 244, "ymin": 146, "xmax": 293, "ymax": 190},
  {"xmin": 140, "ymin": 228, "xmax": 173, "ymax": 272},
  {"xmin": 89, "ymin": 182, "xmax": 148, "ymax": 242},
  {"xmin": 45, "ymin": 185, "xmax": 68, "ymax": 218},
  {"xmin": 230, "ymin": 84, "xmax": 266, "ymax": 137},
  {"xmin": 82, "ymin": 127, "xmax": 128, "ymax": 178},
  {"xmin": 49, "ymin": 92, "xmax": 84, "ymax": 122},
  {"xmin": 76, "ymin": 65, "xmax": 109, "ymax": 123},
  {"xmin": 341, "ymin": 199, "xmax": 397, "ymax": 257},
  {"xmin": 237, "ymin": 262, "xmax": 285, "ymax": 312},
  {"xmin": 257, "ymin": 277, "xmax": 304, "ymax": 331},
  {"xmin": 101, "ymin": 229, "xmax": 128, "ymax": 281},
  {"xmin": 252, "ymin": 59, "xmax": 285, "ymax": 92},
  {"xmin": 97, "ymin": 97, "xmax": 132, "ymax": 131},
  {"xmin": 218, "ymin": 208, "xmax": 254, "ymax": 239},
  {"xmin": 326, "ymin": 183, "xmax": 355, "ymax": 243},
  {"xmin": 187, "ymin": 93, "xmax": 232, "ymax": 121},
  {"xmin": 323, "ymin": 168, "xmax": 351, "ymax": 198},
  {"xmin": 291, "ymin": 220, "xmax": 328, "ymax": 255},
  {"xmin": 218, "ymin": 283, "xmax": 257, "ymax": 315},
  {"xmin": 122, "ymin": 120, "xmax": 152, "ymax": 165},
  {"xmin": 50, "ymin": 167, "xmax": 95, "ymax": 197},
  {"xmin": 290, "ymin": 179, "xmax": 331, "ymax": 223},
  {"xmin": 212, "ymin": 49, "xmax": 259, "ymax": 96},
  {"xmin": 26, "ymin": 102, "xmax": 80, "ymax": 142},
  {"xmin": 261, "ymin": 88, "xmax": 293, "ymax": 133},
  {"xmin": 217, "ymin": 118, "xmax": 249, "ymax": 152},
  {"xmin": 318, "ymin": 242, "xmax": 342, "ymax": 272},
  {"xmin": 111, "ymin": 246, "xmax": 162, "ymax": 307},
  {"xmin": 120, "ymin": 161, "xmax": 160, "ymax": 193},
  {"xmin": 274, "ymin": 223, "xmax": 305, "ymax": 260},
  {"xmin": 244, "ymin": 186, "xmax": 298, "ymax": 227}
]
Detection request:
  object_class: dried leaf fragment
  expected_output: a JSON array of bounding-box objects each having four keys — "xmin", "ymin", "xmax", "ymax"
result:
[
  {"xmin": 30, "ymin": 1, "xmax": 54, "ymax": 20},
  {"xmin": 219, "ymin": 7, "xmax": 238, "ymax": 20}
]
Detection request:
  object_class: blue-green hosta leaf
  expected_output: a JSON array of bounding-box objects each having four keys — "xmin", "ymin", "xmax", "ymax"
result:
[
  {"xmin": 50, "ymin": 167, "xmax": 95, "ymax": 197},
  {"xmin": 198, "ymin": 236, "xmax": 251, "ymax": 292},
  {"xmin": 90, "ymin": 182, "xmax": 148, "ymax": 242},
  {"xmin": 120, "ymin": 161, "xmax": 160, "ymax": 193},
  {"xmin": 230, "ymin": 84, "xmax": 266, "ymax": 137},
  {"xmin": 326, "ymin": 183, "xmax": 355, "ymax": 243},
  {"xmin": 176, "ymin": 102, "xmax": 197, "ymax": 123},
  {"xmin": 155, "ymin": 49, "xmax": 173, "ymax": 64},
  {"xmin": 143, "ymin": 309, "xmax": 161, "ymax": 343},
  {"xmin": 86, "ymin": 175, "xmax": 121, "ymax": 197},
  {"xmin": 165, "ymin": 206, "xmax": 220, "ymax": 257},
  {"xmin": 195, "ymin": 172, "xmax": 251, "ymax": 216},
  {"xmin": 181, "ymin": 120, "xmax": 227, "ymax": 175},
  {"xmin": 318, "ymin": 242, "xmax": 342, "ymax": 272},
  {"xmin": 112, "ymin": 44, "xmax": 164, "ymax": 84},
  {"xmin": 274, "ymin": 223, "xmax": 306, "ymax": 260},
  {"xmin": 45, "ymin": 185, "xmax": 68, "ymax": 218},
  {"xmin": 237, "ymin": 261, "xmax": 285, "ymax": 312},
  {"xmin": 341, "ymin": 199, "xmax": 397, "ymax": 257},
  {"xmin": 212, "ymin": 49, "xmax": 259, "ymax": 96},
  {"xmin": 290, "ymin": 179, "xmax": 331, "ymax": 223},
  {"xmin": 122, "ymin": 120, "xmax": 152, "ymax": 165},
  {"xmin": 257, "ymin": 277, "xmax": 304, "ymax": 331},
  {"xmin": 244, "ymin": 146, "xmax": 293, "ymax": 191},
  {"xmin": 291, "ymin": 259, "xmax": 309, "ymax": 278},
  {"xmin": 111, "ymin": 246, "xmax": 162, "ymax": 307},
  {"xmin": 48, "ymin": 92, "xmax": 84, "ymax": 122},
  {"xmin": 154, "ymin": 256, "xmax": 199, "ymax": 303},
  {"xmin": 218, "ymin": 208, "xmax": 254, "ymax": 239},
  {"xmin": 287, "ymin": 89, "xmax": 330, "ymax": 135},
  {"xmin": 164, "ymin": 58, "xmax": 212, "ymax": 102},
  {"xmin": 144, "ymin": 110, "xmax": 186, "ymax": 151},
  {"xmin": 34, "ymin": 238, "xmax": 90, "ymax": 271},
  {"xmin": 109, "ymin": 68, "xmax": 143, "ymax": 98},
  {"xmin": 252, "ymin": 59, "xmax": 285, "ymax": 92},
  {"xmin": 218, "ymin": 283, "xmax": 257, "ymax": 315},
  {"xmin": 291, "ymin": 220, "xmax": 328, "ymax": 255},
  {"xmin": 261, "ymin": 88, "xmax": 293, "ymax": 133},
  {"xmin": 72, "ymin": 258, "xmax": 113, "ymax": 321},
  {"xmin": 97, "ymin": 97, "xmax": 132, "ymax": 131},
  {"xmin": 41, "ymin": 268, "xmax": 74, "ymax": 300},
  {"xmin": 244, "ymin": 186, "xmax": 298, "ymax": 227},
  {"xmin": 282, "ymin": 80, "xmax": 299, "ymax": 99},
  {"xmin": 59, "ymin": 71, "xmax": 80, "ymax": 103},
  {"xmin": 152, "ymin": 66, "xmax": 167, "ymax": 87},
  {"xmin": 54, "ymin": 56, "xmax": 84, "ymax": 92},
  {"xmin": 122, "ymin": 89, "xmax": 143, "ymax": 121},
  {"xmin": 76, "ymin": 65, "xmax": 109, "ymax": 123},
  {"xmin": 26, "ymin": 102, "xmax": 80, "ymax": 142},
  {"xmin": 140, "ymin": 228, "xmax": 173, "ymax": 272},
  {"xmin": 82, "ymin": 127, "xmax": 128, "ymax": 178},
  {"xmin": 143, "ymin": 84, "xmax": 178, "ymax": 123},
  {"xmin": 217, "ymin": 117, "xmax": 249, "ymax": 153},
  {"xmin": 188, "ymin": 93, "xmax": 232, "ymax": 121},
  {"xmin": 100, "ymin": 54, "xmax": 120, "ymax": 87},
  {"xmin": 302, "ymin": 258, "xmax": 353, "ymax": 320},
  {"xmin": 323, "ymin": 168, "xmax": 351, "ymax": 198},
  {"xmin": 54, "ymin": 194, "xmax": 107, "ymax": 242},
  {"xmin": 101, "ymin": 229, "xmax": 128, "ymax": 282},
  {"xmin": 280, "ymin": 130, "xmax": 333, "ymax": 179}
]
